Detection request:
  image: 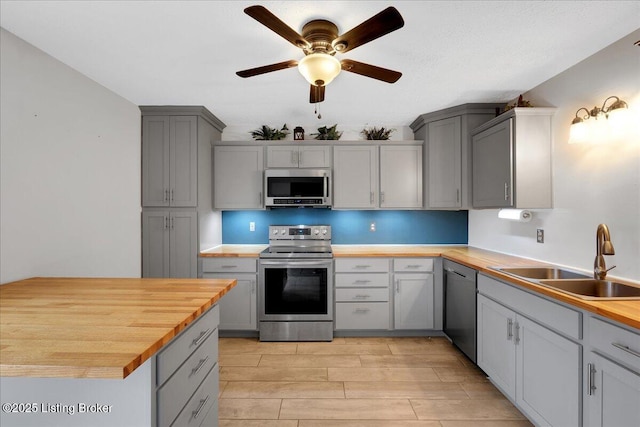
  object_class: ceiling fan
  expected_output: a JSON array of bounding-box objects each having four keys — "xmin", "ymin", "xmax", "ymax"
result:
[{"xmin": 236, "ymin": 5, "xmax": 404, "ymax": 104}]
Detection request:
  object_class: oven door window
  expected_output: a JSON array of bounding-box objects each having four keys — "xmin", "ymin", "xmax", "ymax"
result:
[{"xmin": 264, "ymin": 267, "xmax": 328, "ymax": 315}]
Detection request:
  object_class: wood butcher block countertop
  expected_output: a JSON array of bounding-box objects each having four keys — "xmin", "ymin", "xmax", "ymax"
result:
[
  {"xmin": 200, "ymin": 244, "xmax": 640, "ymax": 330},
  {"xmin": 0, "ymin": 277, "xmax": 236, "ymax": 379}
]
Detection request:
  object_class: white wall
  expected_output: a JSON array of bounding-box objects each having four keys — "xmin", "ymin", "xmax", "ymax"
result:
[
  {"xmin": 469, "ymin": 29, "xmax": 640, "ymax": 282},
  {"xmin": 0, "ymin": 28, "xmax": 141, "ymax": 283}
]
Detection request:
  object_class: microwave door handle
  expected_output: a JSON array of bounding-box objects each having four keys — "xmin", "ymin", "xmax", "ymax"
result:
[{"xmin": 324, "ymin": 175, "xmax": 329, "ymax": 198}]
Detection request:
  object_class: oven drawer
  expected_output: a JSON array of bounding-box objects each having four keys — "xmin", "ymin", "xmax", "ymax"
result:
[
  {"xmin": 335, "ymin": 302, "xmax": 390, "ymax": 330},
  {"xmin": 202, "ymin": 258, "xmax": 257, "ymax": 273},
  {"xmin": 336, "ymin": 288, "xmax": 389, "ymax": 302},
  {"xmin": 335, "ymin": 273, "xmax": 389, "ymax": 288},
  {"xmin": 335, "ymin": 258, "xmax": 390, "ymax": 273}
]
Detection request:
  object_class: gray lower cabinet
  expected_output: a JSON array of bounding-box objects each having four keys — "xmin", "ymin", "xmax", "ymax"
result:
[
  {"xmin": 585, "ymin": 316, "xmax": 640, "ymax": 427},
  {"xmin": 477, "ymin": 274, "xmax": 581, "ymax": 426},
  {"xmin": 393, "ymin": 258, "xmax": 435, "ymax": 330},
  {"xmin": 335, "ymin": 258, "xmax": 391, "ymax": 330},
  {"xmin": 0, "ymin": 305, "xmax": 220, "ymax": 427},
  {"xmin": 142, "ymin": 210, "xmax": 198, "ymax": 278},
  {"xmin": 201, "ymin": 258, "xmax": 258, "ymax": 331},
  {"xmin": 213, "ymin": 145, "xmax": 264, "ymax": 209}
]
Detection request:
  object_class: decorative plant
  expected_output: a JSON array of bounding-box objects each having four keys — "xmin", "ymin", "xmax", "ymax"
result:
[
  {"xmin": 361, "ymin": 126, "xmax": 395, "ymax": 140},
  {"xmin": 311, "ymin": 124, "xmax": 342, "ymax": 140},
  {"xmin": 503, "ymin": 94, "xmax": 533, "ymax": 112},
  {"xmin": 250, "ymin": 124, "xmax": 289, "ymax": 140}
]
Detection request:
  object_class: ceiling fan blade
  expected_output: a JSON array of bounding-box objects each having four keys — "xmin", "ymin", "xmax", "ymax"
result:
[
  {"xmin": 244, "ymin": 5, "xmax": 310, "ymax": 49},
  {"xmin": 236, "ymin": 60, "xmax": 299, "ymax": 78},
  {"xmin": 309, "ymin": 84, "xmax": 325, "ymax": 103},
  {"xmin": 341, "ymin": 59, "xmax": 402, "ymax": 83},
  {"xmin": 332, "ymin": 7, "xmax": 404, "ymax": 53}
]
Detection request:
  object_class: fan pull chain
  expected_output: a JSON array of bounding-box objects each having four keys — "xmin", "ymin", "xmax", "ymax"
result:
[{"xmin": 316, "ymin": 103, "xmax": 322, "ymax": 119}]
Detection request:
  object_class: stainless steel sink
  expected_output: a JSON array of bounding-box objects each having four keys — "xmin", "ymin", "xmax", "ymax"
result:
[
  {"xmin": 538, "ymin": 279, "xmax": 640, "ymax": 300},
  {"xmin": 495, "ymin": 267, "xmax": 590, "ymax": 280}
]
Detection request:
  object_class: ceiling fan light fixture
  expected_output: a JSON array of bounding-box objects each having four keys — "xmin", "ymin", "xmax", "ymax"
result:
[{"xmin": 298, "ymin": 53, "xmax": 341, "ymax": 86}]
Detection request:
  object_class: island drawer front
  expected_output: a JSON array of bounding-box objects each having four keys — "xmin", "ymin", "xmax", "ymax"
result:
[
  {"xmin": 335, "ymin": 258, "xmax": 390, "ymax": 273},
  {"xmin": 336, "ymin": 302, "xmax": 390, "ymax": 330},
  {"xmin": 589, "ymin": 316, "xmax": 640, "ymax": 371},
  {"xmin": 335, "ymin": 273, "xmax": 389, "ymax": 288},
  {"xmin": 394, "ymin": 258, "xmax": 434, "ymax": 272},
  {"xmin": 157, "ymin": 304, "xmax": 220, "ymax": 386},
  {"xmin": 336, "ymin": 288, "xmax": 389, "ymax": 302},
  {"xmin": 168, "ymin": 361, "xmax": 219, "ymax": 427},
  {"xmin": 478, "ymin": 274, "xmax": 581, "ymax": 340},
  {"xmin": 201, "ymin": 258, "xmax": 257, "ymax": 273},
  {"xmin": 158, "ymin": 329, "xmax": 218, "ymax": 427}
]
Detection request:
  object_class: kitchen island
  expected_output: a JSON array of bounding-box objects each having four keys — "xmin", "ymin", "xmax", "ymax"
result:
[{"xmin": 0, "ymin": 277, "xmax": 236, "ymax": 427}]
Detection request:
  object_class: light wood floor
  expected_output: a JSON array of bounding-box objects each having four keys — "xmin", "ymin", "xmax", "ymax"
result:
[{"xmin": 218, "ymin": 336, "xmax": 533, "ymax": 426}]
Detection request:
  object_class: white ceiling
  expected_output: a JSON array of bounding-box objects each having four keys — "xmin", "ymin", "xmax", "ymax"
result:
[{"xmin": 1, "ymin": 1, "xmax": 639, "ymax": 128}]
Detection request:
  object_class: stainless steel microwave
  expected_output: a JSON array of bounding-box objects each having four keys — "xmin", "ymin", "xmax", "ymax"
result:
[{"xmin": 264, "ymin": 169, "xmax": 331, "ymax": 208}]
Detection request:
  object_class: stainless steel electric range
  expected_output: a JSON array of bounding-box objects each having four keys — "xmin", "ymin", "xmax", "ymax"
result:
[{"xmin": 258, "ymin": 225, "xmax": 333, "ymax": 342}]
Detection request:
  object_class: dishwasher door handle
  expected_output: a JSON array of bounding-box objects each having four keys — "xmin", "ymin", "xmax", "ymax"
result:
[{"xmin": 446, "ymin": 268, "xmax": 467, "ymax": 279}]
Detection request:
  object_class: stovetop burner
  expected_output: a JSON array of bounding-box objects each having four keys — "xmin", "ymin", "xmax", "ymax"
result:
[{"xmin": 260, "ymin": 225, "xmax": 332, "ymax": 259}]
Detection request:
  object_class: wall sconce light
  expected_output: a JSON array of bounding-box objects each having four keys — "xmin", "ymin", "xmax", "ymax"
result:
[{"xmin": 569, "ymin": 96, "xmax": 630, "ymax": 144}]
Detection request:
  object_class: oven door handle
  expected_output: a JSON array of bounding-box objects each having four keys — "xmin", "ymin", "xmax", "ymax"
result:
[{"xmin": 260, "ymin": 260, "xmax": 332, "ymax": 267}]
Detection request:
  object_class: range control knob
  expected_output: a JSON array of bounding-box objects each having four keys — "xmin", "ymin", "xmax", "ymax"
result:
[
  {"xmin": 272, "ymin": 229, "xmax": 279, "ymax": 235},
  {"xmin": 322, "ymin": 228, "xmax": 328, "ymax": 235},
  {"xmin": 314, "ymin": 229, "xmax": 320, "ymax": 235},
  {"xmin": 281, "ymin": 229, "xmax": 287, "ymax": 235}
]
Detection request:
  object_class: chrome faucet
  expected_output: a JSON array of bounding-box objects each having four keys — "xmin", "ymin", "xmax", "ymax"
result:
[{"xmin": 594, "ymin": 223, "xmax": 616, "ymax": 280}]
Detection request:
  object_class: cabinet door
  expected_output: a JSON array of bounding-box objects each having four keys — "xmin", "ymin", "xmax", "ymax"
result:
[
  {"xmin": 516, "ymin": 315, "xmax": 581, "ymax": 427},
  {"xmin": 428, "ymin": 117, "xmax": 461, "ymax": 208},
  {"xmin": 142, "ymin": 211, "xmax": 170, "ymax": 278},
  {"xmin": 142, "ymin": 116, "xmax": 170, "ymax": 207},
  {"xmin": 206, "ymin": 273, "xmax": 257, "ymax": 330},
  {"xmin": 380, "ymin": 145, "xmax": 423, "ymax": 208},
  {"xmin": 214, "ymin": 146, "xmax": 264, "ymax": 209},
  {"xmin": 472, "ymin": 118, "xmax": 513, "ymax": 208},
  {"xmin": 170, "ymin": 116, "xmax": 198, "ymax": 207},
  {"xmin": 266, "ymin": 146, "xmax": 298, "ymax": 168},
  {"xmin": 299, "ymin": 146, "xmax": 331, "ymax": 168},
  {"xmin": 588, "ymin": 352, "xmax": 640, "ymax": 427},
  {"xmin": 477, "ymin": 294, "xmax": 516, "ymax": 398},
  {"xmin": 333, "ymin": 146, "xmax": 378, "ymax": 208},
  {"xmin": 394, "ymin": 274, "xmax": 434, "ymax": 329},
  {"xmin": 169, "ymin": 211, "xmax": 197, "ymax": 278}
]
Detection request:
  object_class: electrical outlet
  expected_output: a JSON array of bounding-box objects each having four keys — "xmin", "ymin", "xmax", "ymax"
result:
[
  {"xmin": 249, "ymin": 222, "xmax": 255, "ymax": 232},
  {"xmin": 370, "ymin": 222, "xmax": 376, "ymax": 232},
  {"xmin": 537, "ymin": 229, "xmax": 544, "ymax": 243}
]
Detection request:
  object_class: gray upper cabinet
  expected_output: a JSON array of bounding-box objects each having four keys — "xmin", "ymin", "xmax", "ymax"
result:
[
  {"xmin": 380, "ymin": 145, "xmax": 423, "ymax": 208},
  {"xmin": 142, "ymin": 115, "xmax": 197, "ymax": 207},
  {"xmin": 411, "ymin": 103, "xmax": 503, "ymax": 210},
  {"xmin": 266, "ymin": 145, "xmax": 331, "ymax": 168},
  {"xmin": 214, "ymin": 145, "xmax": 264, "ymax": 210},
  {"xmin": 472, "ymin": 107, "xmax": 556, "ymax": 209},
  {"xmin": 333, "ymin": 145, "xmax": 379, "ymax": 209}
]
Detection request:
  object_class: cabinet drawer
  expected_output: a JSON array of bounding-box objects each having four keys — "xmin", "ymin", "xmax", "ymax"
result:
[
  {"xmin": 158, "ymin": 329, "xmax": 218, "ymax": 427},
  {"xmin": 336, "ymin": 288, "xmax": 389, "ymax": 302},
  {"xmin": 394, "ymin": 258, "xmax": 434, "ymax": 272},
  {"xmin": 336, "ymin": 302, "xmax": 390, "ymax": 330},
  {"xmin": 168, "ymin": 360, "xmax": 219, "ymax": 427},
  {"xmin": 478, "ymin": 274, "xmax": 581, "ymax": 340},
  {"xmin": 589, "ymin": 316, "xmax": 640, "ymax": 371},
  {"xmin": 157, "ymin": 304, "xmax": 219, "ymax": 386},
  {"xmin": 201, "ymin": 257, "xmax": 257, "ymax": 273},
  {"xmin": 335, "ymin": 273, "xmax": 389, "ymax": 288},
  {"xmin": 335, "ymin": 258, "xmax": 390, "ymax": 273}
]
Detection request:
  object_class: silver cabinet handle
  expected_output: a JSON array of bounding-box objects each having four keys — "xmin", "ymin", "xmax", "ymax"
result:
[
  {"xmin": 396, "ymin": 279, "xmax": 400, "ymax": 293},
  {"xmin": 405, "ymin": 265, "xmax": 422, "ymax": 269},
  {"xmin": 353, "ymin": 280, "xmax": 371, "ymax": 284},
  {"xmin": 192, "ymin": 395, "xmax": 210, "ymax": 420},
  {"xmin": 456, "ymin": 188, "xmax": 460, "ymax": 203},
  {"xmin": 353, "ymin": 294, "xmax": 370, "ymax": 299},
  {"xmin": 259, "ymin": 191, "xmax": 262, "ymax": 205},
  {"xmin": 380, "ymin": 191, "xmax": 385, "ymax": 203},
  {"xmin": 220, "ymin": 265, "xmax": 238, "ymax": 269},
  {"xmin": 587, "ymin": 363, "xmax": 597, "ymax": 395},
  {"xmin": 190, "ymin": 356, "xmax": 210, "ymax": 377},
  {"xmin": 504, "ymin": 183, "xmax": 509, "ymax": 201},
  {"xmin": 514, "ymin": 322, "xmax": 520, "ymax": 344},
  {"xmin": 170, "ymin": 216, "xmax": 174, "ymax": 230},
  {"xmin": 370, "ymin": 192, "xmax": 374, "ymax": 204},
  {"xmin": 507, "ymin": 318, "xmax": 513, "ymax": 341},
  {"xmin": 612, "ymin": 342, "xmax": 640, "ymax": 358},
  {"xmin": 251, "ymin": 280, "xmax": 256, "ymax": 294},
  {"xmin": 164, "ymin": 216, "xmax": 169, "ymax": 230},
  {"xmin": 164, "ymin": 189, "xmax": 169, "ymax": 202},
  {"xmin": 170, "ymin": 188, "xmax": 174, "ymax": 202},
  {"xmin": 354, "ymin": 308, "xmax": 370, "ymax": 314},
  {"xmin": 192, "ymin": 329, "xmax": 211, "ymax": 347},
  {"xmin": 354, "ymin": 265, "xmax": 371, "ymax": 269}
]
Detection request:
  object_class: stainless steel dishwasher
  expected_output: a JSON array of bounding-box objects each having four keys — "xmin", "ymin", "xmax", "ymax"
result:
[{"xmin": 443, "ymin": 259, "xmax": 478, "ymax": 362}]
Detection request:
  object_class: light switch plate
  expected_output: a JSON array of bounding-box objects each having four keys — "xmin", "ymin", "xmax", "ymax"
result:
[{"xmin": 537, "ymin": 229, "xmax": 544, "ymax": 243}]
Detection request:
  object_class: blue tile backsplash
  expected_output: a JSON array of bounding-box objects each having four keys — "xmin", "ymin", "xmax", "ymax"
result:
[{"xmin": 222, "ymin": 210, "xmax": 468, "ymax": 244}]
